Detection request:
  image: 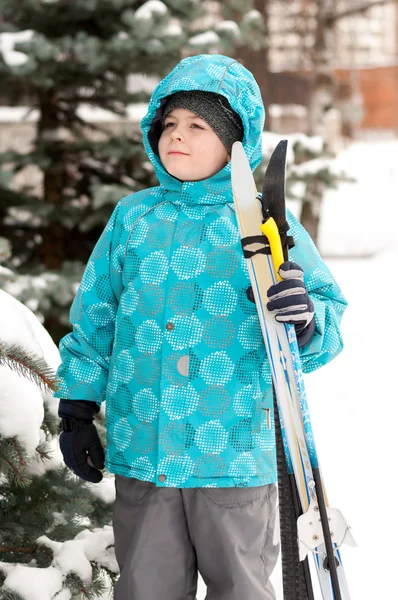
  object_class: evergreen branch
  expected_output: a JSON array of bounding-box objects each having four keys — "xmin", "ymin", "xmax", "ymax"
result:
[
  {"xmin": 41, "ymin": 403, "xmax": 60, "ymax": 437},
  {"xmin": 99, "ymin": 563, "xmax": 118, "ymax": 583},
  {"xmin": 12, "ymin": 440, "xmax": 26, "ymax": 469},
  {"xmin": 0, "ymin": 340, "xmax": 58, "ymax": 393},
  {"xmin": 0, "ymin": 546, "xmax": 35, "ymax": 553},
  {"xmin": 52, "ymin": 105, "xmax": 113, "ymax": 137},
  {"xmin": 0, "ymin": 448, "xmax": 25, "ymax": 484},
  {"xmin": 0, "ymin": 187, "xmax": 37, "ymax": 207},
  {"xmin": 64, "ymin": 573, "xmax": 89, "ymax": 598},
  {"xmin": 35, "ymin": 442, "xmax": 52, "ymax": 462},
  {"xmin": 0, "ymin": 591, "xmax": 25, "ymax": 600},
  {"xmin": 63, "ymin": 563, "xmax": 116, "ymax": 598}
]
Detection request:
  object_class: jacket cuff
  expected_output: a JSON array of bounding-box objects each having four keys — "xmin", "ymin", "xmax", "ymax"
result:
[
  {"xmin": 296, "ymin": 317, "xmax": 316, "ymax": 348},
  {"xmin": 58, "ymin": 399, "xmax": 100, "ymax": 421}
]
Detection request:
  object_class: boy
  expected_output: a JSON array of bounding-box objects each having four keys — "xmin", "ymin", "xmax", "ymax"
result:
[{"xmin": 55, "ymin": 54, "xmax": 347, "ymax": 600}]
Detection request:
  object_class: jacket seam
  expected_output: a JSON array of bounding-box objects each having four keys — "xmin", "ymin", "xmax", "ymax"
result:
[
  {"xmin": 166, "ymin": 60, "xmax": 185, "ymax": 95},
  {"xmin": 166, "ymin": 58, "xmax": 238, "ymax": 97},
  {"xmin": 217, "ymin": 59, "xmax": 239, "ymax": 94},
  {"xmin": 123, "ymin": 199, "xmax": 168, "ymax": 260}
]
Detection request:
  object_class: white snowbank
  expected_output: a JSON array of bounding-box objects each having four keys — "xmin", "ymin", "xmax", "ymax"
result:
[
  {"xmin": 0, "ymin": 565, "xmax": 63, "ymax": 600},
  {"xmin": 319, "ymin": 139, "xmax": 398, "ymax": 257},
  {"xmin": 0, "ymin": 289, "xmax": 61, "ymax": 453},
  {"xmin": 0, "ymin": 527, "xmax": 116, "ymax": 599},
  {"xmin": 0, "ymin": 369, "xmax": 44, "ymax": 454},
  {"xmin": 38, "ymin": 525, "xmax": 117, "ymax": 580}
]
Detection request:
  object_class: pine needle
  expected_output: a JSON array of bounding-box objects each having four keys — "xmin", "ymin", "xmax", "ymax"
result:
[{"xmin": 0, "ymin": 340, "xmax": 58, "ymax": 393}]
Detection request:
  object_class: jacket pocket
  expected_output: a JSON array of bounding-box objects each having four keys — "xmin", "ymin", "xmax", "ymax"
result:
[{"xmin": 200, "ymin": 485, "xmax": 270, "ymax": 507}]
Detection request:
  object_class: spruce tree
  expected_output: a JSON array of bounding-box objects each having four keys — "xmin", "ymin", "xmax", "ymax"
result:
[
  {"xmin": 0, "ymin": 0, "xmax": 203, "ymax": 343},
  {"xmin": 0, "ymin": 290, "xmax": 116, "ymax": 599}
]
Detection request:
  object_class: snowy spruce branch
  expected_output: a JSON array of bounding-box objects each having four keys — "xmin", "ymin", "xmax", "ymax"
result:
[{"xmin": 0, "ymin": 340, "xmax": 58, "ymax": 394}]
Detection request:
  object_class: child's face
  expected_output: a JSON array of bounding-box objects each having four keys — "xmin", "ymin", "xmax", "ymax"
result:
[{"xmin": 158, "ymin": 108, "xmax": 230, "ymax": 181}]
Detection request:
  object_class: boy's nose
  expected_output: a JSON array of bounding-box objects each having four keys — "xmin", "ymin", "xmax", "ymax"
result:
[{"xmin": 170, "ymin": 131, "xmax": 182, "ymax": 141}]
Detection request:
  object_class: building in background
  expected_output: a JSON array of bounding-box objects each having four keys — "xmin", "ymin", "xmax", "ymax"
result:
[
  {"xmin": 1, "ymin": 2, "xmax": 397, "ymax": 137},
  {"xmin": 268, "ymin": 0, "xmax": 398, "ymax": 136},
  {"xmin": 269, "ymin": 1, "xmax": 397, "ymax": 71}
]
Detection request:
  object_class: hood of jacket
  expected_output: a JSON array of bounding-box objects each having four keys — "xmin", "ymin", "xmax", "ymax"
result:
[{"xmin": 140, "ymin": 54, "xmax": 265, "ymax": 206}]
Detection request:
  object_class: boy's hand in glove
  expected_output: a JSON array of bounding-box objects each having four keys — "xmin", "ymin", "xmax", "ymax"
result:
[
  {"xmin": 59, "ymin": 400, "xmax": 105, "ymax": 483},
  {"xmin": 266, "ymin": 261, "xmax": 315, "ymax": 348}
]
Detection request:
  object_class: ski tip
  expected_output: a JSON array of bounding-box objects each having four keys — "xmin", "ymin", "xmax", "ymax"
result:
[
  {"xmin": 267, "ymin": 140, "xmax": 288, "ymax": 167},
  {"xmin": 231, "ymin": 141, "xmax": 245, "ymax": 161},
  {"xmin": 231, "ymin": 141, "xmax": 252, "ymax": 182}
]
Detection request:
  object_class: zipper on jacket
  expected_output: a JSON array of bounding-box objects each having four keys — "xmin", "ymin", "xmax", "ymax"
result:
[{"xmin": 263, "ymin": 407, "xmax": 271, "ymax": 429}]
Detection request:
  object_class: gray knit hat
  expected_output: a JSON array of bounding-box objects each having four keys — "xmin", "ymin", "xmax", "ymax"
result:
[{"xmin": 161, "ymin": 90, "xmax": 244, "ymax": 154}]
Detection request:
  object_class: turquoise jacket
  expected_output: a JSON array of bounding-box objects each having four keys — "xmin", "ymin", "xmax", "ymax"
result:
[{"xmin": 55, "ymin": 54, "xmax": 347, "ymax": 488}]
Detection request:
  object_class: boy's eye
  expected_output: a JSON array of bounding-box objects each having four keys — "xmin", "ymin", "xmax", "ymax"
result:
[
  {"xmin": 164, "ymin": 121, "xmax": 175, "ymax": 128},
  {"xmin": 191, "ymin": 123, "xmax": 204, "ymax": 129}
]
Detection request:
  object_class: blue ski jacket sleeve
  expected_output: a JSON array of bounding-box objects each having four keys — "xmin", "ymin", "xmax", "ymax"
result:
[
  {"xmin": 287, "ymin": 208, "xmax": 347, "ymax": 374},
  {"xmin": 55, "ymin": 202, "xmax": 123, "ymax": 404}
]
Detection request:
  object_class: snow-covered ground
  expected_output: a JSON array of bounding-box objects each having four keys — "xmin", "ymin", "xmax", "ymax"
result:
[{"xmin": 203, "ymin": 139, "xmax": 398, "ymax": 599}]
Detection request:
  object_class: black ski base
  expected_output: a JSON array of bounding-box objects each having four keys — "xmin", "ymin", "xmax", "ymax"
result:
[{"xmin": 274, "ymin": 390, "xmax": 315, "ymax": 600}]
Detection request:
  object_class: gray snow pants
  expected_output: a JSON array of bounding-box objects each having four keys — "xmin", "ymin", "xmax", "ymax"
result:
[{"xmin": 113, "ymin": 475, "xmax": 279, "ymax": 600}]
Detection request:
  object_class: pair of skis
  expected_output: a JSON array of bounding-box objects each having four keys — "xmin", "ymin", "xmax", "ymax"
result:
[{"xmin": 231, "ymin": 141, "xmax": 355, "ymax": 600}]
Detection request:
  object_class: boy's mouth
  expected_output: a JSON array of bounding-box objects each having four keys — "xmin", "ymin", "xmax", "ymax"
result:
[{"xmin": 168, "ymin": 150, "xmax": 188, "ymax": 155}]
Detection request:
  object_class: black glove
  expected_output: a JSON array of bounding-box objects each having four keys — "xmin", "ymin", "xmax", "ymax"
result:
[
  {"xmin": 59, "ymin": 399, "xmax": 105, "ymax": 483},
  {"xmin": 266, "ymin": 261, "xmax": 315, "ymax": 348}
]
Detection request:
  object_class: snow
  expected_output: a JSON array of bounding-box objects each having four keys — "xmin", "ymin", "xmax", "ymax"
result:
[
  {"xmin": 0, "ymin": 289, "xmax": 56, "ymax": 360},
  {"xmin": 28, "ymin": 437, "xmax": 64, "ymax": 476},
  {"xmin": 163, "ymin": 21, "xmax": 183, "ymax": 38},
  {"xmin": 215, "ymin": 20, "xmax": 241, "ymax": 40},
  {"xmin": 87, "ymin": 476, "xmax": 116, "ymax": 504},
  {"xmin": 0, "ymin": 31, "xmax": 33, "ymax": 66},
  {"xmin": 290, "ymin": 156, "xmax": 344, "ymax": 178},
  {"xmin": 1, "ymin": 527, "xmax": 116, "ymax": 599},
  {"xmin": 74, "ymin": 526, "xmax": 117, "ymax": 572},
  {"xmin": 0, "ymin": 369, "xmax": 44, "ymax": 454},
  {"xmin": 134, "ymin": 0, "xmax": 168, "ymax": 21},
  {"xmin": 268, "ymin": 104, "xmax": 307, "ymax": 118},
  {"xmin": 0, "ymin": 289, "xmax": 61, "ymax": 453},
  {"xmin": 0, "ymin": 565, "xmax": 63, "ymax": 600},
  {"xmin": 1, "ymin": 138, "xmax": 398, "ymax": 597},
  {"xmin": 189, "ymin": 31, "xmax": 221, "ymax": 47},
  {"xmin": 52, "ymin": 538, "xmax": 94, "ymax": 582},
  {"xmin": 0, "ymin": 103, "xmax": 148, "ymax": 124},
  {"xmin": 242, "ymin": 9, "xmax": 263, "ymax": 26},
  {"xmin": 318, "ymin": 139, "xmax": 398, "ymax": 257}
]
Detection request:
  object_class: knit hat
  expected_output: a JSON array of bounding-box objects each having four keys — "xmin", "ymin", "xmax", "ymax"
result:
[{"xmin": 160, "ymin": 90, "xmax": 244, "ymax": 154}]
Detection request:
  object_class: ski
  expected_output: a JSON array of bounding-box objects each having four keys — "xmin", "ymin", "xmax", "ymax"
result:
[{"xmin": 231, "ymin": 141, "xmax": 355, "ymax": 600}]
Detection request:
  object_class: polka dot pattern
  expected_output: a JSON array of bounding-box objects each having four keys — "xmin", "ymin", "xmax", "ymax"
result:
[{"xmin": 56, "ymin": 54, "xmax": 347, "ymax": 489}]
